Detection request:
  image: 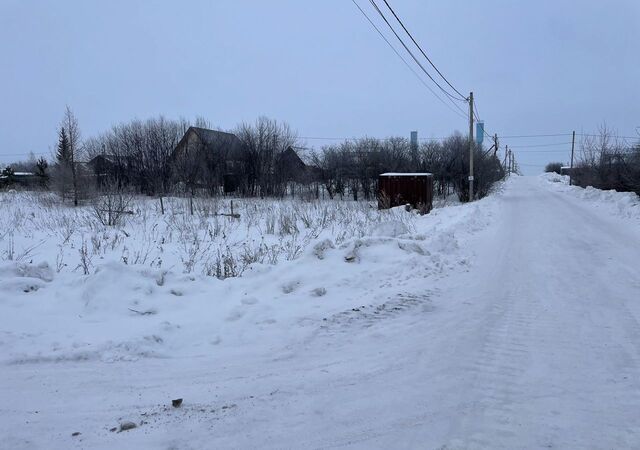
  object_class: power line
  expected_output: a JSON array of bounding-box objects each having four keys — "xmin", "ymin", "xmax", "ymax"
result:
[
  {"xmin": 374, "ymin": 0, "xmax": 501, "ymax": 152},
  {"xmin": 514, "ymin": 149, "xmax": 575, "ymax": 153},
  {"xmin": 499, "ymin": 133, "xmax": 572, "ymax": 138},
  {"xmin": 300, "ymin": 135, "xmax": 456, "ymax": 142},
  {"xmin": 380, "ymin": 0, "xmax": 467, "ymax": 101},
  {"xmin": 349, "ymin": 0, "xmax": 467, "ymax": 120},
  {"xmin": 497, "ymin": 133, "xmax": 640, "ymax": 140},
  {"xmin": 1, "ymin": 151, "xmax": 50, "ymax": 157},
  {"xmin": 509, "ymin": 141, "xmax": 573, "ymax": 148},
  {"xmin": 374, "ymin": 0, "xmax": 499, "ymax": 156},
  {"xmin": 367, "ymin": 0, "xmax": 467, "ymax": 108},
  {"xmin": 579, "ymin": 133, "xmax": 640, "ymax": 140}
]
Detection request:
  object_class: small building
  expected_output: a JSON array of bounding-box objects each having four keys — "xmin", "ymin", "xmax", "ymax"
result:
[
  {"xmin": 378, "ymin": 173, "xmax": 433, "ymax": 213},
  {"xmin": 173, "ymin": 127, "xmax": 246, "ymax": 171},
  {"xmin": 277, "ymin": 146, "xmax": 307, "ymax": 183},
  {"xmin": 0, "ymin": 171, "xmax": 38, "ymax": 188},
  {"xmin": 172, "ymin": 127, "xmax": 309, "ymax": 194},
  {"xmin": 86, "ymin": 154, "xmax": 120, "ymax": 187},
  {"xmin": 173, "ymin": 127, "xmax": 247, "ymax": 193},
  {"xmin": 560, "ymin": 166, "xmax": 573, "ymax": 176}
]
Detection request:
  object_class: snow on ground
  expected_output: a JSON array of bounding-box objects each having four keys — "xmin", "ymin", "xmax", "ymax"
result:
[
  {"xmin": 0, "ymin": 193, "xmax": 422, "ymax": 278},
  {"xmin": 1, "ymin": 177, "xmax": 640, "ymax": 449},
  {"xmin": 540, "ymin": 172, "xmax": 640, "ymax": 223},
  {"xmin": 0, "ymin": 190, "xmax": 489, "ymax": 449},
  {"xmin": 0, "ymin": 192, "xmax": 481, "ymax": 367}
]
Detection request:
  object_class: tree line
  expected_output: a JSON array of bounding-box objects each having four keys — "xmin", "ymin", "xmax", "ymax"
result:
[
  {"xmin": 3, "ymin": 108, "xmax": 506, "ymax": 205},
  {"xmin": 311, "ymin": 134, "xmax": 505, "ymax": 202},
  {"xmin": 545, "ymin": 125, "xmax": 640, "ymax": 195}
]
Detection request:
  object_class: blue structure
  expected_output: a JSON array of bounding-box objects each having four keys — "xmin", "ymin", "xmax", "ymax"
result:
[
  {"xmin": 476, "ymin": 121, "xmax": 484, "ymax": 145},
  {"xmin": 410, "ymin": 131, "xmax": 418, "ymax": 150}
]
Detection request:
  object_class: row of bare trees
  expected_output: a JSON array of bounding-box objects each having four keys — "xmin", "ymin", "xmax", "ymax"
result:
[
  {"xmin": 311, "ymin": 134, "xmax": 505, "ymax": 202},
  {"xmin": 3, "ymin": 108, "xmax": 506, "ymax": 205},
  {"xmin": 545, "ymin": 126, "xmax": 640, "ymax": 195},
  {"xmin": 84, "ymin": 116, "xmax": 305, "ymax": 200},
  {"xmin": 236, "ymin": 118, "xmax": 300, "ymax": 197},
  {"xmin": 573, "ymin": 126, "xmax": 640, "ymax": 194},
  {"xmin": 83, "ymin": 116, "xmax": 188, "ymax": 196}
]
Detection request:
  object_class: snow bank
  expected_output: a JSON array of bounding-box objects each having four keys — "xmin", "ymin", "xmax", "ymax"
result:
[
  {"xmin": 0, "ymin": 193, "xmax": 499, "ymax": 367},
  {"xmin": 539, "ymin": 173, "xmax": 640, "ymax": 222}
]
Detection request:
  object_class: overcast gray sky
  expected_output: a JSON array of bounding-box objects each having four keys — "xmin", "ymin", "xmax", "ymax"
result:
[{"xmin": 1, "ymin": 0, "xmax": 639, "ymax": 174}]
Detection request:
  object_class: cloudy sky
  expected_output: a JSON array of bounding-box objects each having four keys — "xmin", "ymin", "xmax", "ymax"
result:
[{"xmin": 1, "ymin": 0, "xmax": 639, "ymax": 173}]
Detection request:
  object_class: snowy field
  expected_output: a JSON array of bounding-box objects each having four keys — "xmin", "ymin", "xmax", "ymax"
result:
[
  {"xmin": 1, "ymin": 176, "xmax": 640, "ymax": 449},
  {"xmin": 0, "ymin": 193, "xmax": 422, "ymax": 278}
]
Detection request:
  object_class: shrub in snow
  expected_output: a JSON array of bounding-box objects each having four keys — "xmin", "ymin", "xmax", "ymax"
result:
[
  {"xmin": 311, "ymin": 239, "xmax": 335, "ymax": 260},
  {"xmin": 544, "ymin": 162, "xmax": 563, "ymax": 174}
]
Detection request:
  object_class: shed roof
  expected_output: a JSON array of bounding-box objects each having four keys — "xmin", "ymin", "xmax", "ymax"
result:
[{"xmin": 380, "ymin": 172, "xmax": 433, "ymax": 177}]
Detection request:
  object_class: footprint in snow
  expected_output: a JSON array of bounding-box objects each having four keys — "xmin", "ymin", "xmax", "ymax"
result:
[
  {"xmin": 226, "ymin": 308, "xmax": 245, "ymax": 322},
  {"xmin": 241, "ymin": 297, "xmax": 258, "ymax": 305}
]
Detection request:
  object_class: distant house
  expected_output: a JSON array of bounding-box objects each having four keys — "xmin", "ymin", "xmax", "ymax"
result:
[
  {"xmin": 174, "ymin": 127, "xmax": 245, "ymax": 166},
  {"xmin": 87, "ymin": 154, "xmax": 118, "ymax": 186},
  {"xmin": 173, "ymin": 126, "xmax": 310, "ymax": 195},
  {"xmin": 0, "ymin": 170, "xmax": 38, "ymax": 188},
  {"xmin": 277, "ymin": 146, "xmax": 307, "ymax": 183},
  {"xmin": 173, "ymin": 127, "xmax": 246, "ymax": 193}
]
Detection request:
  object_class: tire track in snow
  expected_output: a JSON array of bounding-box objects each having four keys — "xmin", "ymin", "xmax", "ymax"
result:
[
  {"xmin": 316, "ymin": 291, "xmax": 436, "ymax": 337},
  {"xmin": 441, "ymin": 180, "xmax": 640, "ymax": 449}
]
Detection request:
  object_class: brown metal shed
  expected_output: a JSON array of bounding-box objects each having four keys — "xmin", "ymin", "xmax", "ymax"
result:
[{"xmin": 378, "ymin": 173, "xmax": 433, "ymax": 213}]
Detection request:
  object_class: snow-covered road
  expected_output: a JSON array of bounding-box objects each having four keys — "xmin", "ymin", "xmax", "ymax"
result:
[{"xmin": 2, "ymin": 176, "xmax": 640, "ymax": 449}]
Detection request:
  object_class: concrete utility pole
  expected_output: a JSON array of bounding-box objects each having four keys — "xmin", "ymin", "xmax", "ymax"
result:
[
  {"xmin": 569, "ymin": 130, "xmax": 576, "ymax": 186},
  {"xmin": 504, "ymin": 145, "xmax": 509, "ymax": 172},
  {"xmin": 468, "ymin": 92, "xmax": 474, "ymax": 202}
]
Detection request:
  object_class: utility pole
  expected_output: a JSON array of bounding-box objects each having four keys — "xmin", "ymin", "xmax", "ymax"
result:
[
  {"xmin": 504, "ymin": 145, "xmax": 509, "ymax": 172},
  {"xmin": 569, "ymin": 130, "xmax": 576, "ymax": 186},
  {"xmin": 493, "ymin": 134, "xmax": 499, "ymax": 157},
  {"xmin": 468, "ymin": 91, "xmax": 474, "ymax": 202}
]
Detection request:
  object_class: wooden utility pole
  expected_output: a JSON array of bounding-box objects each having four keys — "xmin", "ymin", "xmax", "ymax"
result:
[
  {"xmin": 569, "ymin": 130, "xmax": 576, "ymax": 186},
  {"xmin": 468, "ymin": 92, "xmax": 474, "ymax": 201}
]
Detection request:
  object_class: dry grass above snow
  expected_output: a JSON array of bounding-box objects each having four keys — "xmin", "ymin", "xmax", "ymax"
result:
[{"xmin": 0, "ymin": 193, "xmax": 417, "ymax": 278}]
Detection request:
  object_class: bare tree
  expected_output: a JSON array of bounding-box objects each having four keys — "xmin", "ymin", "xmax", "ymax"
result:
[
  {"xmin": 143, "ymin": 116, "xmax": 180, "ymax": 213},
  {"xmin": 236, "ymin": 117, "xmax": 298, "ymax": 197},
  {"xmin": 575, "ymin": 124, "xmax": 639, "ymax": 193},
  {"xmin": 59, "ymin": 106, "xmax": 83, "ymax": 206}
]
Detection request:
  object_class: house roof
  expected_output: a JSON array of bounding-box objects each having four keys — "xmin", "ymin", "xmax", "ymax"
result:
[
  {"xmin": 191, "ymin": 127, "xmax": 243, "ymax": 152},
  {"xmin": 176, "ymin": 127, "xmax": 245, "ymax": 160},
  {"xmin": 191, "ymin": 127, "xmax": 239, "ymax": 145},
  {"xmin": 87, "ymin": 154, "xmax": 116, "ymax": 165},
  {"xmin": 279, "ymin": 146, "xmax": 306, "ymax": 168}
]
